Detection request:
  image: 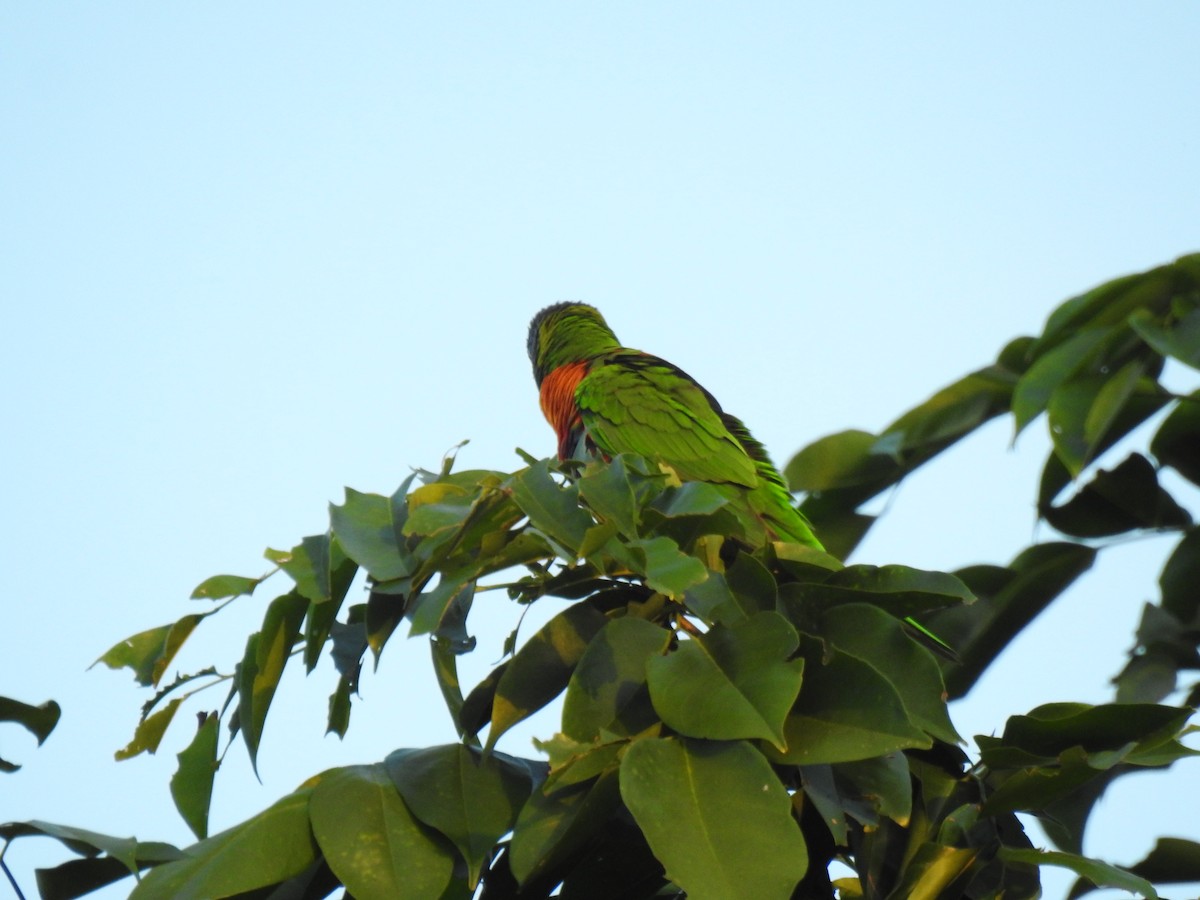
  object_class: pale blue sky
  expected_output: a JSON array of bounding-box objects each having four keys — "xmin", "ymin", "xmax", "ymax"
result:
[{"xmin": 4, "ymin": 5, "xmax": 1200, "ymax": 898}]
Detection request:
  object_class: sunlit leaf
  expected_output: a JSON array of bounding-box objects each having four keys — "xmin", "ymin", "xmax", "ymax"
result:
[
  {"xmin": 115, "ymin": 698, "xmax": 184, "ymax": 762},
  {"xmin": 190, "ymin": 573, "xmax": 263, "ymax": 601}
]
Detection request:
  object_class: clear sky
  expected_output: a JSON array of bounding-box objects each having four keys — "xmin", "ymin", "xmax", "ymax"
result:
[{"xmin": 4, "ymin": 5, "xmax": 1199, "ymax": 898}]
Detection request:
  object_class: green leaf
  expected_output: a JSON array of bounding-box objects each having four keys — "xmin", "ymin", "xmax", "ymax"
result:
[
  {"xmin": 1130, "ymin": 306, "xmax": 1200, "ymax": 370},
  {"xmin": 0, "ymin": 821, "xmax": 143, "ymax": 874},
  {"xmin": 989, "ymin": 701, "xmax": 1191, "ymax": 760},
  {"xmin": 1151, "ymin": 390, "xmax": 1200, "ymax": 486},
  {"xmin": 507, "ymin": 461, "xmax": 594, "ymax": 554},
  {"xmin": 170, "ymin": 713, "xmax": 219, "ymax": 840},
  {"xmin": 509, "ymin": 770, "xmax": 622, "ymax": 889},
  {"xmin": 646, "ymin": 612, "xmax": 803, "ymax": 750},
  {"xmin": 189, "ymin": 573, "xmax": 263, "ymax": 601},
  {"xmin": 329, "ymin": 483, "xmax": 416, "ymax": 581},
  {"xmin": 310, "ymin": 764, "xmax": 456, "ymax": 900},
  {"xmin": 820, "ymin": 604, "xmax": 959, "ymax": 744},
  {"xmin": 115, "ymin": 698, "xmax": 184, "ymax": 761},
  {"xmin": 563, "ymin": 616, "xmax": 671, "ymax": 743},
  {"xmin": 487, "ymin": 602, "xmax": 609, "ymax": 751},
  {"xmin": 626, "ymin": 535, "xmax": 708, "ymax": 597},
  {"xmin": 781, "ymin": 565, "xmax": 973, "ymax": 625},
  {"xmin": 93, "ymin": 614, "xmax": 205, "ymax": 688},
  {"xmin": 578, "ymin": 454, "xmax": 646, "ymax": 537},
  {"xmin": 886, "ymin": 844, "xmax": 980, "ymax": 900},
  {"xmin": 1126, "ymin": 838, "xmax": 1200, "ymax": 889},
  {"xmin": 1041, "ymin": 453, "xmax": 1191, "ymax": 538},
  {"xmin": 784, "ymin": 429, "xmax": 898, "ymax": 492},
  {"xmin": 773, "ymin": 637, "xmax": 930, "ymax": 764},
  {"xmin": 240, "ymin": 591, "xmax": 308, "ymax": 771},
  {"xmin": 998, "ymin": 848, "xmax": 1158, "ymax": 900},
  {"xmin": 0, "ymin": 696, "xmax": 60, "ymax": 746},
  {"xmin": 1012, "ymin": 328, "xmax": 1113, "ymax": 437},
  {"xmin": 1083, "ymin": 360, "xmax": 1146, "ymax": 457},
  {"xmin": 1161, "ymin": 529, "xmax": 1200, "ymax": 623},
  {"xmin": 326, "ymin": 674, "xmax": 354, "ymax": 739},
  {"xmin": 386, "ymin": 744, "xmax": 532, "ymax": 887},
  {"xmin": 832, "ymin": 753, "xmax": 912, "ymax": 828},
  {"xmin": 650, "ymin": 481, "xmax": 730, "ymax": 518},
  {"xmin": 620, "ymin": 737, "xmax": 807, "ymax": 900},
  {"xmin": 939, "ymin": 543, "xmax": 1096, "ymax": 699},
  {"xmin": 129, "ymin": 789, "xmax": 316, "ymax": 900}
]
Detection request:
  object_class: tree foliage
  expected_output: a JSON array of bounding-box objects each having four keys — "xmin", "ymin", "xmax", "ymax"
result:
[{"xmin": 4, "ymin": 254, "xmax": 1200, "ymax": 899}]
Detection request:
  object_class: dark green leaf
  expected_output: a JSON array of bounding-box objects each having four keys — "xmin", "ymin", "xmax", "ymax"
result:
[
  {"xmin": 1126, "ymin": 837, "xmax": 1200, "ymax": 887},
  {"xmin": 563, "ymin": 616, "xmax": 670, "ymax": 743},
  {"xmin": 832, "ymin": 752, "xmax": 912, "ymax": 828},
  {"xmin": 509, "ymin": 770, "xmax": 621, "ymax": 889},
  {"xmin": 998, "ymin": 848, "xmax": 1158, "ymax": 900},
  {"xmin": 619, "ymin": 737, "xmax": 807, "ymax": 900},
  {"xmin": 578, "ymin": 455, "xmax": 646, "ymax": 537},
  {"xmin": 939, "ymin": 543, "xmax": 1096, "ymax": 698},
  {"xmin": 646, "ymin": 612, "xmax": 803, "ymax": 750},
  {"xmin": 487, "ymin": 602, "xmax": 609, "ymax": 751},
  {"xmin": 1130, "ymin": 306, "xmax": 1200, "ymax": 370},
  {"xmin": 309, "ymin": 764, "xmax": 455, "ymax": 900},
  {"xmin": 326, "ymin": 674, "xmax": 353, "ymax": 739},
  {"xmin": 784, "ymin": 429, "xmax": 898, "ymax": 492},
  {"xmin": 1151, "ymin": 391, "xmax": 1200, "ymax": 486},
  {"xmin": 386, "ymin": 744, "xmax": 532, "ymax": 887},
  {"xmin": 1042, "ymin": 453, "xmax": 1191, "ymax": 538},
  {"xmin": 170, "ymin": 713, "xmax": 219, "ymax": 840},
  {"xmin": 129, "ymin": 789, "xmax": 316, "ymax": 900},
  {"xmin": 1161, "ymin": 529, "xmax": 1200, "ymax": 622},
  {"xmin": 772, "ymin": 637, "xmax": 930, "ymax": 764},
  {"xmin": 820, "ymin": 604, "xmax": 959, "ymax": 744},
  {"xmin": 650, "ymin": 481, "xmax": 731, "ymax": 518},
  {"xmin": 0, "ymin": 696, "xmax": 60, "ymax": 745}
]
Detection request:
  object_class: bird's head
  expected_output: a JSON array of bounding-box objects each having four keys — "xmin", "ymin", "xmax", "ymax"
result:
[{"xmin": 527, "ymin": 302, "xmax": 621, "ymax": 386}]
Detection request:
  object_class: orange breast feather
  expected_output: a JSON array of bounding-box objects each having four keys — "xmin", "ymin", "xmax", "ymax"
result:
[{"xmin": 539, "ymin": 362, "xmax": 588, "ymax": 460}]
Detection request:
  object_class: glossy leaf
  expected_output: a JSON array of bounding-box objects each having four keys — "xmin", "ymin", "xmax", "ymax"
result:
[
  {"xmin": 626, "ymin": 535, "xmax": 708, "ymax": 597},
  {"xmin": 784, "ymin": 429, "xmax": 897, "ymax": 492},
  {"xmin": 1130, "ymin": 305, "xmax": 1200, "ymax": 370},
  {"xmin": 646, "ymin": 612, "xmax": 803, "ymax": 750},
  {"xmin": 562, "ymin": 616, "xmax": 670, "ymax": 743},
  {"xmin": 310, "ymin": 764, "xmax": 455, "ymax": 900},
  {"xmin": 170, "ymin": 713, "xmax": 219, "ymax": 840},
  {"xmin": 129, "ymin": 789, "xmax": 316, "ymax": 900},
  {"xmin": 620, "ymin": 737, "xmax": 807, "ymax": 900},
  {"xmin": 386, "ymin": 744, "xmax": 532, "ymax": 886}
]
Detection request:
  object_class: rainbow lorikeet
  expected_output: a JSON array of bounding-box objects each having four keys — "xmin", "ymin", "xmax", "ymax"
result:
[{"xmin": 526, "ymin": 302, "xmax": 823, "ymax": 549}]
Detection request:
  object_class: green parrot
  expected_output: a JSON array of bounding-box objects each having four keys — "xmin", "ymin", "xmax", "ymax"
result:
[{"xmin": 526, "ymin": 302, "xmax": 823, "ymax": 549}]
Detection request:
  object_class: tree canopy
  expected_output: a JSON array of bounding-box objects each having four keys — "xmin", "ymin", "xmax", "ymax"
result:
[{"xmin": 4, "ymin": 254, "xmax": 1200, "ymax": 899}]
